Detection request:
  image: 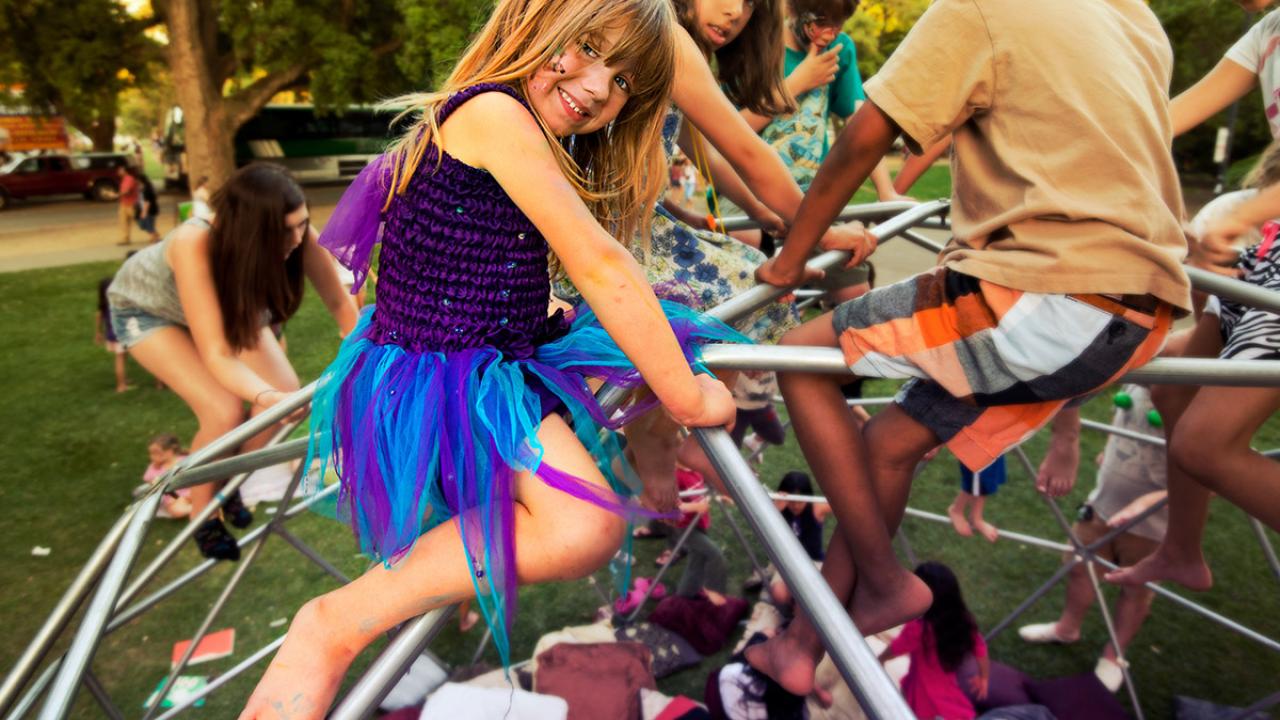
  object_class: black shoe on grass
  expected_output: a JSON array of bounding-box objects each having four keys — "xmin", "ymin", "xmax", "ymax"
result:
[
  {"xmin": 194, "ymin": 518, "xmax": 241, "ymax": 561},
  {"xmin": 223, "ymin": 489, "xmax": 253, "ymax": 529}
]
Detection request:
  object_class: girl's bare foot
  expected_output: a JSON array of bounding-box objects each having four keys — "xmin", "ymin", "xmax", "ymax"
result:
[
  {"xmin": 1105, "ymin": 548, "xmax": 1213, "ymax": 591},
  {"xmin": 459, "ymin": 609, "xmax": 481, "ymax": 632},
  {"xmin": 850, "ymin": 567, "xmax": 934, "ymax": 636},
  {"xmin": 239, "ymin": 599, "xmax": 358, "ymax": 720},
  {"xmin": 947, "ymin": 497, "xmax": 973, "ymax": 537},
  {"xmin": 974, "ymin": 519, "xmax": 999, "ymax": 543}
]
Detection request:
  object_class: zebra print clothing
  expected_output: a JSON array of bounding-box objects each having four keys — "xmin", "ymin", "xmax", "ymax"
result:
[{"xmin": 1209, "ymin": 223, "xmax": 1280, "ymax": 361}]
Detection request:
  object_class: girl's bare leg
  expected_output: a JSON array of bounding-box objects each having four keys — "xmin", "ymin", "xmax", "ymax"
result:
[
  {"xmin": 238, "ymin": 414, "xmax": 627, "ymax": 720},
  {"xmin": 1110, "ymin": 384, "xmax": 1280, "ymax": 589},
  {"xmin": 113, "ymin": 353, "xmax": 131, "ymax": 392},
  {"xmin": 745, "ymin": 315, "xmax": 934, "ymax": 696},
  {"xmin": 1108, "ymin": 314, "xmax": 1221, "ymax": 590},
  {"xmin": 127, "ymin": 327, "xmax": 245, "ymax": 515}
]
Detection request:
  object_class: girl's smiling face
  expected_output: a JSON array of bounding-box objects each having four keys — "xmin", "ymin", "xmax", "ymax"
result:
[
  {"xmin": 691, "ymin": 0, "xmax": 755, "ymax": 49},
  {"xmin": 528, "ymin": 26, "xmax": 636, "ymax": 137}
]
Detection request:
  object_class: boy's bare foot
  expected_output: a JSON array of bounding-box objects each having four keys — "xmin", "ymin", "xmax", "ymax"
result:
[
  {"xmin": 744, "ymin": 629, "xmax": 821, "ymax": 697},
  {"xmin": 850, "ymin": 567, "xmax": 934, "ymax": 636},
  {"xmin": 974, "ymin": 519, "xmax": 999, "ymax": 543},
  {"xmin": 239, "ymin": 599, "xmax": 358, "ymax": 720},
  {"xmin": 947, "ymin": 497, "xmax": 973, "ymax": 537},
  {"xmin": 1105, "ymin": 549, "xmax": 1212, "ymax": 591}
]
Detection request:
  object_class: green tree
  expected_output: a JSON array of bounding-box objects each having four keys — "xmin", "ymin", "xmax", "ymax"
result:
[
  {"xmin": 844, "ymin": 0, "xmax": 930, "ymax": 79},
  {"xmin": 1152, "ymin": 0, "xmax": 1268, "ymax": 178},
  {"xmin": 151, "ymin": 0, "xmax": 484, "ymax": 190},
  {"xmin": 0, "ymin": 0, "xmax": 157, "ymax": 150}
]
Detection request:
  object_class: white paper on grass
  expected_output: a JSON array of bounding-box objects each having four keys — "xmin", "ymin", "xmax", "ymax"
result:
[
  {"xmin": 420, "ymin": 683, "xmax": 568, "ymax": 720},
  {"xmin": 379, "ymin": 653, "xmax": 448, "ymax": 711},
  {"xmin": 238, "ymin": 462, "xmax": 296, "ymax": 505}
]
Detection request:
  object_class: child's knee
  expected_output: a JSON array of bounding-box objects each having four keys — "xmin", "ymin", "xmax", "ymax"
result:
[
  {"xmin": 1169, "ymin": 411, "xmax": 1228, "ymax": 484},
  {"xmin": 198, "ymin": 396, "xmax": 247, "ymax": 434},
  {"xmin": 560, "ymin": 508, "xmax": 627, "ymax": 578}
]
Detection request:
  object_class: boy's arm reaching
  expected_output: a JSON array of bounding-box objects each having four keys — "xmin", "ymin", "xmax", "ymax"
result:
[
  {"xmin": 757, "ymin": 100, "xmax": 898, "ymax": 288},
  {"xmin": 451, "ymin": 92, "xmax": 734, "ymax": 428}
]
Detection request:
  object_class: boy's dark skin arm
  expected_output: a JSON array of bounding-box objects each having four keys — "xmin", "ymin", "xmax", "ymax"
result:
[{"xmin": 755, "ymin": 100, "xmax": 901, "ymax": 287}]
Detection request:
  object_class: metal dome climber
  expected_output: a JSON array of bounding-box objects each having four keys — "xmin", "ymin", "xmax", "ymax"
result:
[{"xmin": 3, "ymin": 199, "xmax": 1277, "ymax": 719}]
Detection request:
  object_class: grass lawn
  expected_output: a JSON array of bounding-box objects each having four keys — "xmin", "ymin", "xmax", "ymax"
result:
[{"xmin": 2, "ymin": 180, "xmax": 1277, "ymax": 716}]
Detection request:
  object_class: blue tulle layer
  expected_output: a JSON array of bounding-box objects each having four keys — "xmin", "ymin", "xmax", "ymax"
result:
[{"xmin": 304, "ymin": 300, "xmax": 746, "ymax": 665}]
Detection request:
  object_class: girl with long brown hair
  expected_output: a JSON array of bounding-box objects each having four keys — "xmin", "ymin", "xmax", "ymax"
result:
[
  {"xmin": 107, "ymin": 165, "xmax": 357, "ymax": 560},
  {"xmin": 560, "ymin": 0, "xmax": 875, "ymax": 516},
  {"xmin": 240, "ymin": 0, "xmax": 742, "ymax": 716}
]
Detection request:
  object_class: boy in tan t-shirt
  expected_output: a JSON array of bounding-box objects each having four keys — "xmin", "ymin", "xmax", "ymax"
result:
[{"xmin": 746, "ymin": 0, "xmax": 1191, "ymax": 697}]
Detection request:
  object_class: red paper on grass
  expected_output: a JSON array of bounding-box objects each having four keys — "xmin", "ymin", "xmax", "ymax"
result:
[{"xmin": 171, "ymin": 628, "xmax": 234, "ymax": 668}]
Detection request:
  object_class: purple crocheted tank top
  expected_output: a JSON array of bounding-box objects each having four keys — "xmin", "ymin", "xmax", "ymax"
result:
[{"xmin": 370, "ymin": 83, "xmax": 568, "ymax": 357}]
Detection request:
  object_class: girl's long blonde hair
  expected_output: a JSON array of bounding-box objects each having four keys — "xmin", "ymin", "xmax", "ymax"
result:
[
  {"xmin": 1244, "ymin": 138, "xmax": 1280, "ymax": 190},
  {"xmin": 383, "ymin": 0, "xmax": 677, "ymax": 254}
]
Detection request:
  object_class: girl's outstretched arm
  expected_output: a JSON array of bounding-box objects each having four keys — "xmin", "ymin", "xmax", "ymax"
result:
[
  {"xmin": 300, "ymin": 225, "xmax": 359, "ymax": 336},
  {"xmin": 670, "ymin": 25, "xmax": 806, "ymax": 223},
  {"xmin": 1170, "ymin": 59, "xmax": 1256, "ymax": 137},
  {"xmin": 168, "ymin": 226, "xmax": 290, "ymax": 405},
  {"xmin": 677, "ymin": 122, "xmax": 786, "ymax": 234},
  {"xmin": 443, "ymin": 92, "xmax": 734, "ymax": 428}
]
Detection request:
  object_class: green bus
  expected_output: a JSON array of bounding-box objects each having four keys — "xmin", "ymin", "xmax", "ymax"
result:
[{"xmin": 162, "ymin": 104, "xmax": 407, "ymax": 187}]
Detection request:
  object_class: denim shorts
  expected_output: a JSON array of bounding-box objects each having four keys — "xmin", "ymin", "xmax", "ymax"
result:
[{"xmin": 110, "ymin": 304, "xmax": 178, "ymax": 349}]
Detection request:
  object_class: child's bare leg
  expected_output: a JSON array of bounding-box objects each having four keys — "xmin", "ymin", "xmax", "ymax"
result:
[
  {"xmin": 624, "ymin": 407, "xmax": 683, "ymax": 513},
  {"xmin": 1109, "ymin": 315, "xmax": 1222, "ymax": 590},
  {"xmin": 948, "ymin": 492, "xmax": 975, "ymax": 536},
  {"xmin": 853, "ymin": 404, "xmax": 937, "ymax": 629},
  {"xmin": 113, "ymin": 354, "xmax": 130, "ymax": 392},
  {"xmin": 970, "ymin": 494, "xmax": 999, "ymax": 542},
  {"xmin": 746, "ymin": 316, "xmax": 933, "ymax": 695},
  {"xmin": 239, "ymin": 415, "xmax": 626, "ymax": 720},
  {"xmin": 748, "ymin": 535, "xmax": 856, "ymax": 698},
  {"xmin": 1114, "ymin": 384, "xmax": 1280, "ymax": 591},
  {"xmin": 676, "ymin": 435, "xmax": 728, "ymax": 495},
  {"xmin": 1172, "ymin": 385, "xmax": 1280, "ymax": 531}
]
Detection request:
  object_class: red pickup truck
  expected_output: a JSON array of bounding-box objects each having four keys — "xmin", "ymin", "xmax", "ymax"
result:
[{"xmin": 0, "ymin": 153, "xmax": 130, "ymax": 210}]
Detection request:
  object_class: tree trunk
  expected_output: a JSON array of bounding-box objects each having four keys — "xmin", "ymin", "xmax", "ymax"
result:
[{"xmin": 163, "ymin": 0, "xmax": 236, "ymax": 190}]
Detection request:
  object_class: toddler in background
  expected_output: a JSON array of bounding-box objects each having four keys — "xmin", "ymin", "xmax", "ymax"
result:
[
  {"xmin": 137, "ymin": 434, "xmax": 192, "ymax": 520},
  {"xmin": 947, "ymin": 455, "xmax": 1005, "ymax": 543}
]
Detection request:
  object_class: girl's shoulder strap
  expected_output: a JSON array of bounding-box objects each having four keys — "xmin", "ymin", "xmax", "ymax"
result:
[{"xmin": 437, "ymin": 83, "xmax": 530, "ymax": 125}]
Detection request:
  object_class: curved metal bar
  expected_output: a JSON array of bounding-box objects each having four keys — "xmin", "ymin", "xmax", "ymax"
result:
[
  {"xmin": 697, "ymin": 344, "xmax": 1280, "ymax": 386},
  {"xmin": 706, "ymin": 200, "xmax": 950, "ymax": 324},
  {"xmin": 716, "ymin": 199, "xmax": 925, "ymax": 232},
  {"xmin": 37, "ymin": 492, "xmax": 162, "ymax": 720}
]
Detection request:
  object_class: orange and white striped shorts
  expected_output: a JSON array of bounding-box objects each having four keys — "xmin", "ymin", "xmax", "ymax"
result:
[{"xmin": 830, "ymin": 267, "xmax": 1171, "ymax": 471}]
